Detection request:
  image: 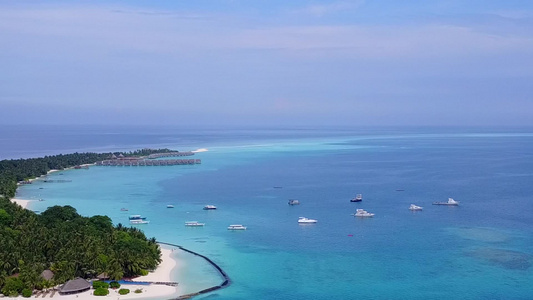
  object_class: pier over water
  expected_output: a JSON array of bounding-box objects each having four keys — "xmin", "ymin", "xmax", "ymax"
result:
[{"xmin": 96, "ymin": 152, "xmax": 201, "ymax": 166}]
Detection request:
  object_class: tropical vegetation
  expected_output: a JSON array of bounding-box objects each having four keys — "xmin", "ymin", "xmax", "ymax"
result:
[
  {"xmin": 0, "ymin": 149, "xmax": 176, "ymax": 296},
  {"xmin": 118, "ymin": 288, "xmax": 130, "ymax": 295},
  {"xmin": 93, "ymin": 287, "xmax": 109, "ymax": 296}
]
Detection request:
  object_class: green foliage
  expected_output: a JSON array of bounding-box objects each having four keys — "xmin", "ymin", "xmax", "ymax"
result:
[
  {"xmin": 139, "ymin": 269, "xmax": 149, "ymax": 276},
  {"xmin": 109, "ymin": 281, "xmax": 120, "ymax": 289},
  {"xmin": 93, "ymin": 287, "xmax": 109, "ymax": 296},
  {"xmin": 21, "ymin": 288, "xmax": 32, "ymax": 297},
  {"xmin": 0, "ymin": 151, "xmax": 163, "ymax": 290},
  {"xmin": 134, "ymin": 288, "xmax": 143, "ymax": 293},
  {"xmin": 0, "ymin": 209, "xmax": 11, "ymax": 226},
  {"xmin": 118, "ymin": 288, "xmax": 130, "ymax": 295},
  {"xmin": 92, "ymin": 281, "xmax": 109, "ymax": 289},
  {"xmin": 1, "ymin": 277, "xmax": 24, "ymax": 296}
]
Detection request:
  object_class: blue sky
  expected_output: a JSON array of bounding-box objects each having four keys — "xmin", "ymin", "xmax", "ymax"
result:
[{"xmin": 1, "ymin": 1, "xmax": 533, "ymax": 126}]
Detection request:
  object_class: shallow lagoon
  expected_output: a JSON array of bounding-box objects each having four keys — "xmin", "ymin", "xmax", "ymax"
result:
[{"xmin": 17, "ymin": 128, "xmax": 533, "ymax": 299}]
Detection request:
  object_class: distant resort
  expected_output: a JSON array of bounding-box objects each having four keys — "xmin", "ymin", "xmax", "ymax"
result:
[{"xmin": 96, "ymin": 151, "xmax": 201, "ymax": 166}]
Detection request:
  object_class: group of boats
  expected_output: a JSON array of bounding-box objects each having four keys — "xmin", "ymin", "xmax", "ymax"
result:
[
  {"xmin": 127, "ymin": 196, "xmax": 459, "ymax": 229},
  {"xmin": 344, "ymin": 194, "xmax": 460, "ymax": 218},
  {"xmin": 127, "ymin": 204, "xmax": 246, "ymax": 230}
]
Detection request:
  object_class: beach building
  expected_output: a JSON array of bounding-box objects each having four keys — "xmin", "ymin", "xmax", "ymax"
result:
[
  {"xmin": 96, "ymin": 272, "xmax": 110, "ymax": 280},
  {"xmin": 58, "ymin": 278, "xmax": 91, "ymax": 295}
]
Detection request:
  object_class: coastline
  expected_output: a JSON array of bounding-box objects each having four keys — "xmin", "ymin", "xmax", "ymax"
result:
[
  {"xmin": 10, "ymin": 198, "xmax": 36, "ymax": 209},
  {"xmin": 11, "ymin": 166, "xmax": 185, "ymax": 300},
  {"xmin": 19, "ymin": 163, "xmax": 96, "ymax": 185},
  {"xmin": 12, "ymin": 246, "xmax": 182, "ymax": 300}
]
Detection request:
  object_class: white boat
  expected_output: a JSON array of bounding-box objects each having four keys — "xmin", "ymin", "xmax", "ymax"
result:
[
  {"xmin": 409, "ymin": 204, "xmax": 423, "ymax": 211},
  {"xmin": 353, "ymin": 209, "xmax": 374, "ymax": 217},
  {"xmin": 228, "ymin": 224, "xmax": 247, "ymax": 230},
  {"xmin": 298, "ymin": 217, "xmax": 317, "ymax": 224},
  {"xmin": 288, "ymin": 199, "xmax": 300, "ymax": 205},
  {"xmin": 350, "ymin": 194, "xmax": 363, "ymax": 202},
  {"xmin": 203, "ymin": 205, "xmax": 217, "ymax": 210},
  {"xmin": 130, "ymin": 219, "xmax": 150, "ymax": 225},
  {"xmin": 129, "ymin": 215, "xmax": 147, "ymax": 220},
  {"xmin": 167, "ymin": 205, "xmax": 174, "ymax": 208},
  {"xmin": 120, "ymin": 208, "xmax": 128, "ymax": 211},
  {"xmin": 185, "ymin": 221, "xmax": 205, "ymax": 227},
  {"xmin": 433, "ymin": 198, "xmax": 459, "ymax": 206}
]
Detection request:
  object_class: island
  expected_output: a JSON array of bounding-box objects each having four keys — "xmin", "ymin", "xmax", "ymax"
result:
[{"xmin": 0, "ymin": 149, "xmax": 185, "ymax": 297}]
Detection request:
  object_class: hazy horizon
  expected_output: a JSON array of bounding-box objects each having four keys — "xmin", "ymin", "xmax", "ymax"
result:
[{"xmin": 2, "ymin": 1, "xmax": 532, "ymax": 127}]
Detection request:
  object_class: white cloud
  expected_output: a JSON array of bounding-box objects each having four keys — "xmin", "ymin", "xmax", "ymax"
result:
[{"xmin": 1, "ymin": 4, "xmax": 532, "ymax": 62}]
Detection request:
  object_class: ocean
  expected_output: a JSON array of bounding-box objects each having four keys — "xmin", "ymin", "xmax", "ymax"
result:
[{"xmin": 7, "ymin": 125, "xmax": 533, "ymax": 299}]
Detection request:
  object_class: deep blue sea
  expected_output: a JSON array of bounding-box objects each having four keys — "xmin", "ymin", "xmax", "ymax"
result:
[{"xmin": 5, "ymin": 125, "xmax": 533, "ymax": 299}]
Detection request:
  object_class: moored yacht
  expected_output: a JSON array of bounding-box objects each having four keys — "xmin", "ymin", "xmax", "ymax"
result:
[
  {"xmin": 167, "ymin": 205, "xmax": 174, "ymax": 208},
  {"xmin": 409, "ymin": 204, "xmax": 423, "ymax": 211},
  {"xmin": 203, "ymin": 205, "xmax": 217, "ymax": 210},
  {"xmin": 228, "ymin": 224, "xmax": 247, "ymax": 230},
  {"xmin": 129, "ymin": 215, "xmax": 147, "ymax": 220},
  {"xmin": 298, "ymin": 217, "xmax": 317, "ymax": 224},
  {"xmin": 353, "ymin": 209, "xmax": 374, "ymax": 217},
  {"xmin": 433, "ymin": 198, "xmax": 459, "ymax": 206},
  {"xmin": 288, "ymin": 199, "xmax": 300, "ymax": 205},
  {"xmin": 350, "ymin": 194, "xmax": 363, "ymax": 202},
  {"xmin": 185, "ymin": 221, "xmax": 205, "ymax": 227}
]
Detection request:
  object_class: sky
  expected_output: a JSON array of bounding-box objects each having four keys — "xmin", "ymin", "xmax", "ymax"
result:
[{"xmin": 1, "ymin": 0, "xmax": 533, "ymax": 127}]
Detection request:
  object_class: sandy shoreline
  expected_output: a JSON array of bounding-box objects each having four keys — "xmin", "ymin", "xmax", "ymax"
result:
[
  {"xmin": 10, "ymin": 198, "xmax": 37, "ymax": 209},
  {"xmin": 12, "ymin": 247, "xmax": 181, "ymax": 300},
  {"xmin": 11, "ymin": 165, "xmax": 184, "ymax": 299}
]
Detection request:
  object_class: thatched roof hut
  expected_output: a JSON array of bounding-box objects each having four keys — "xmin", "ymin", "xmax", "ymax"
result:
[
  {"xmin": 58, "ymin": 278, "xmax": 91, "ymax": 295},
  {"xmin": 96, "ymin": 272, "xmax": 110, "ymax": 280},
  {"xmin": 40, "ymin": 270, "xmax": 54, "ymax": 281}
]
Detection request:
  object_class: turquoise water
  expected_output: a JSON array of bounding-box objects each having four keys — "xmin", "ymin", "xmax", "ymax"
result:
[{"xmin": 13, "ymin": 127, "xmax": 533, "ymax": 299}]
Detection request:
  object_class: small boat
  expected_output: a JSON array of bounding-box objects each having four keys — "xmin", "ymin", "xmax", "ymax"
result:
[
  {"xmin": 350, "ymin": 194, "xmax": 363, "ymax": 202},
  {"xmin": 130, "ymin": 219, "xmax": 150, "ymax": 225},
  {"xmin": 203, "ymin": 205, "xmax": 217, "ymax": 210},
  {"xmin": 288, "ymin": 199, "xmax": 300, "ymax": 205},
  {"xmin": 167, "ymin": 205, "xmax": 174, "ymax": 208},
  {"xmin": 408, "ymin": 204, "xmax": 423, "ymax": 211},
  {"xmin": 353, "ymin": 209, "xmax": 374, "ymax": 217},
  {"xmin": 298, "ymin": 217, "xmax": 317, "ymax": 224},
  {"xmin": 228, "ymin": 224, "xmax": 247, "ymax": 230},
  {"xmin": 185, "ymin": 221, "xmax": 205, "ymax": 227},
  {"xmin": 120, "ymin": 208, "xmax": 129, "ymax": 211},
  {"xmin": 432, "ymin": 198, "xmax": 459, "ymax": 206},
  {"xmin": 129, "ymin": 215, "xmax": 147, "ymax": 220}
]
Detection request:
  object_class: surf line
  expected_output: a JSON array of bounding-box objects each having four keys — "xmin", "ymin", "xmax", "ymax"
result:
[{"xmin": 158, "ymin": 241, "xmax": 231, "ymax": 299}]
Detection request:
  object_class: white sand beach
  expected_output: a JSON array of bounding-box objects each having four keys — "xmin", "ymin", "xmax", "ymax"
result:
[
  {"xmin": 10, "ymin": 198, "xmax": 36, "ymax": 209},
  {"xmin": 14, "ymin": 247, "xmax": 182, "ymax": 300},
  {"xmin": 131, "ymin": 248, "xmax": 178, "ymax": 283}
]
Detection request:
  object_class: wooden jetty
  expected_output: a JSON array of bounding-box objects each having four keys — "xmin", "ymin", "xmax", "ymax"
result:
[
  {"xmin": 97, "ymin": 152, "xmax": 200, "ymax": 166},
  {"xmin": 147, "ymin": 152, "xmax": 194, "ymax": 159},
  {"xmin": 96, "ymin": 158, "xmax": 201, "ymax": 166}
]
